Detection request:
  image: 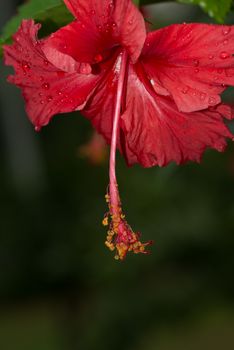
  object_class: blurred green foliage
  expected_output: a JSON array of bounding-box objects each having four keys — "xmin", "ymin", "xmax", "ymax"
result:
[{"xmin": 178, "ymin": 0, "xmax": 233, "ymax": 22}]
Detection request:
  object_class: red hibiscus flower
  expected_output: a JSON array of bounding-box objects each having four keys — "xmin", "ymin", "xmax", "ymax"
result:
[{"xmin": 3, "ymin": 0, "xmax": 234, "ymax": 259}]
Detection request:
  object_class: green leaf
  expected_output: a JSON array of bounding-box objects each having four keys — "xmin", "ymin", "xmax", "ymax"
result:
[
  {"xmin": 0, "ymin": 0, "xmax": 73, "ymax": 55},
  {"xmin": 178, "ymin": 0, "xmax": 233, "ymax": 23}
]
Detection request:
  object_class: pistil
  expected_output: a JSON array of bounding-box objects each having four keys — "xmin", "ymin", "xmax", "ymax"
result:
[{"xmin": 103, "ymin": 51, "xmax": 152, "ymax": 260}]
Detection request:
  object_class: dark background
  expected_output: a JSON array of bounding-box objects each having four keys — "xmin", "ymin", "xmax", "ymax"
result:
[{"xmin": 1, "ymin": 1, "xmax": 234, "ymax": 349}]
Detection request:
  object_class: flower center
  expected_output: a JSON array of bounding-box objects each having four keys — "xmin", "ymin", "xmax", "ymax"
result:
[{"xmin": 103, "ymin": 51, "xmax": 152, "ymax": 260}]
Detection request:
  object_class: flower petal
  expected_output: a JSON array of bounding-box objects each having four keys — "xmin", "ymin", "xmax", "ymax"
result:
[
  {"xmin": 50, "ymin": 0, "xmax": 146, "ymax": 63},
  {"xmin": 120, "ymin": 63, "xmax": 234, "ymax": 167},
  {"xmin": 142, "ymin": 24, "xmax": 234, "ymax": 112},
  {"xmin": 82, "ymin": 49, "xmax": 139, "ymax": 164},
  {"xmin": 83, "ymin": 51, "xmax": 121, "ymax": 144},
  {"xmin": 3, "ymin": 20, "xmax": 100, "ymax": 128}
]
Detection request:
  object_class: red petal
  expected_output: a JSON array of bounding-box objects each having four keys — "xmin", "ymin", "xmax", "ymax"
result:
[
  {"xmin": 82, "ymin": 49, "xmax": 138, "ymax": 164},
  {"xmin": 83, "ymin": 51, "xmax": 121, "ymax": 144},
  {"xmin": 120, "ymin": 63, "xmax": 234, "ymax": 167},
  {"xmin": 57, "ymin": 0, "xmax": 146, "ymax": 63},
  {"xmin": 142, "ymin": 24, "xmax": 234, "ymax": 112},
  {"xmin": 3, "ymin": 20, "xmax": 100, "ymax": 128}
]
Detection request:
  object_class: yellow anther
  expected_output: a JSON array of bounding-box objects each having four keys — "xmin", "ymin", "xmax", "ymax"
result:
[{"xmin": 102, "ymin": 216, "xmax": 108, "ymax": 226}]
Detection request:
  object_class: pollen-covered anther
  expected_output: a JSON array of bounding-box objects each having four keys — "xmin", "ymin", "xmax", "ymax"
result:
[{"xmin": 103, "ymin": 199, "xmax": 152, "ymax": 260}]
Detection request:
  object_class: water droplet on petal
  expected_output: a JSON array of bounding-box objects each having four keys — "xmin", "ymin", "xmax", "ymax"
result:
[
  {"xmin": 22, "ymin": 61, "xmax": 30, "ymax": 70},
  {"xmin": 208, "ymin": 97, "xmax": 216, "ymax": 105},
  {"xmin": 40, "ymin": 100, "xmax": 45, "ymax": 105},
  {"xmin": 47, "ymin": 95, "xmax": 53, "ymax": 102},
  {"xmin": 222, "ymin": 27, "xmax": 231, "ymax": 35},
  {"xmin": 42, "ymin": 82, "xmax": 50, "ymax": 90},
  {"xmin": 194, "ymin": 68, "xmax": 199, "ymax": 73},
  {"xmin": 215, "ymin": 143, "xmax": 225, "ymax": 152},
  {"xmin": 94, "ymin": 54, "xmax": 103, "ymax": 63},
  {"xmin": 223, "ymin": 39, "xmax": 228, "ymax": 45},
  {"xmin": 182, "ymin": 87, "xmax": 189, "ymax": 94},
  {"xmin": 192, "ymin": 59, "xmax": 199, "ymax": 67},
  {"xmin": 200, "ymin": 93, "xmax": 206, "ymax": 100},
  {"xmin": 35, "ymin": 125, "xmax": 41, "ymax": 132},
  {"xmin": 220, "ymin": 51, "xmax": 229, "ymax": 59},
  {"xmin": 209, "ymin": 54, "xmax": 214, "ymax": 60},
  {"xmin": 44, "ymin": 60, "xmax": 49, "ymax": 66}
]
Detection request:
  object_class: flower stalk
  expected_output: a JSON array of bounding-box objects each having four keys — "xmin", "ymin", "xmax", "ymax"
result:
[{"xmin": 104, "ymin": 51, "xmax": 152, "ymax": 260}]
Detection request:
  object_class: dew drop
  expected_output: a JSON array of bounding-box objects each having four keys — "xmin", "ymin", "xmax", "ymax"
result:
[
  {"xmin": 94, "ymin": 54, "xmax": 103, "ymax": 63},
  {"xmin": 47, "ymin": 95, "xmax": 53, "ymax": 102},
  {"xmin": 22, "ymin": 61, "xmax": 30, "ymax": 70},
  {"xmin": 222, "ymin": 27, "xmax": 231, "ymax": 35},
  {"xmin": 220, "ymin": 51, "xmax": 229, "ymax": 59},
  {"xmin": 35, "ymin": 125, "xmax": 41, "ymax": 132},
  {"xmin": 97, "ymin": 25, "xmax": 102, "ymax": 32},
  {"xmin": 194, "ymin": 68, "xmax": 199, "ymax": 73},
  {"xmin": 200, "ymin": 93, "xmax": 206, "ymax": 100},
  {"xmin": 208, "ymin": 54, "xmax": 214, "ymax": 60},
  {"xmin": 192, "ymin": 59, "xmax": 199, "ymax": 67},
  {"xmin": 215, "ymin": 143, "xmax": 225, "ymax": 152},
  {"xmin": 182, "ymin": 87, "xmax": 189, "ymax": 94},
  {"xmin": 44, "ymin": 60, "xmax": 49, "ymax": 66},
  {"xmin": 128, "ymin": 20, "xmax": 133, "ymax": 25},
  {"xmin": 112, "ymin": 22, "xmax": 117, "ymax": 28},
  {"xmin": 90, "ymin": 10, "xmax": 95, "ymax": 15},
  {"xmin": 58, "ymin": 91, "xmax": 63, "ymax": 96},
  {"xmin": 42, "ymin": 82, "xmax": 50, "ymax": 90},
  {"xmin": 40, "ymin": 100, "xmax": 45, "ymax": 105},
  {"xmin": 223, "ymin": 39, "xmax": 228, "ymax": 45},
  {"xmin": 208, "ymin": 97, "xmax": 216, "ymax": 105}
]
